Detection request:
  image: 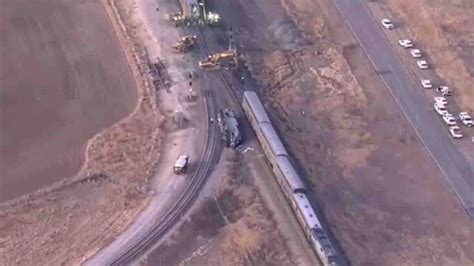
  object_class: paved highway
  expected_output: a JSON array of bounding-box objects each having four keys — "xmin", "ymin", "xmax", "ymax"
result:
[{"xmin": 332, "ymin": 0, "xmax": 474, "ymax": 218}]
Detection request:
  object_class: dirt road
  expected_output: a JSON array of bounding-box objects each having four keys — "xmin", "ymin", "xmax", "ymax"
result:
[{"xmin": 0, "ymin": 0, "xmax": 136, "ymax": 201}]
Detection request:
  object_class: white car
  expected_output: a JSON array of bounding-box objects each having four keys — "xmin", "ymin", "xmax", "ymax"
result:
[
  {"xmin": 410, "ymin": 49, "xmax": 422, "ymax": 58},
  {"xmin": 417, "ymin": 60, "xmax": 429, "ymax": 69},
  {"xmin": 443, "ymin": 113, "xmax": 457, "ymax": 126},
  {"xmin": 459, "ymin": 112, "xmax": 473, "ymax": 127},
  {"xmin": 421, "ymin": 79, "xmax": 432, "ymax": 89},
  {"xmin": 381, "ymin": 19, "xmax": 394, "ymax": 29},
  {"xmin": 398, "ymin": 39, "xmax": 414, "ymax": 48},
  {"xmin": 434, "ymin": 96, "xmax": 447, "ymax": 105},
  {"xmin": 434, "ymin": 102, "xmax": 448, "ymax": 116},
  {"xmin": 449, "ymin": 126, "xmax": 463, "ymax": 139},
  {"xmin": 436, "ymin": 86, "xmax": 452, "ymax": 96},
  {"xmin": 173, "ymin": 155, "xmax": 190, "ymax": 174}
]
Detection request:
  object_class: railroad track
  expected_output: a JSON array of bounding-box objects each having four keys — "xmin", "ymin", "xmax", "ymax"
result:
[
  {"xmin": 109, "ymin": 96, "xmax": 218, "ymax": 265},
  {"xmin": 194, "ymin": 28, "xmax": 244, "ymax": 115},
  {"xmin": 110, "ymin": 25, "xmax": 239, "ymax": 266}
]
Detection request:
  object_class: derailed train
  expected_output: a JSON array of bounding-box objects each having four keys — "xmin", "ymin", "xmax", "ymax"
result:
[{"xmin": 242, "ymin": 91, "xmax": 340, "ymax": 266}]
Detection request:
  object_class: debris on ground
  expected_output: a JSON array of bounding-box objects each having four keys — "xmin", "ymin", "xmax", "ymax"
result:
[{"xmin": 0, "ymin": 0, "xmax": 164, "ymax": 264}]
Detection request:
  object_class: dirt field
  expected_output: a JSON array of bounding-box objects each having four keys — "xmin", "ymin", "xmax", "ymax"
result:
[
  {"xmin": 213, "ymin": 0, "xmax": 474, "ymax": 264},
  {"xmin": 0, "ymin": 0, "xmax": 164, "ymax": 264},
  {"xmin": 0, "ymin": 0, "xmax": 137, "ymax": 201}
]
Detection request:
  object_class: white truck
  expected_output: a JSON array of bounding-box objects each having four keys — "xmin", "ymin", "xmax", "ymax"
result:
[{"xmin": 174, "ymin": 155, "xmax": 190, "ymax": 174}]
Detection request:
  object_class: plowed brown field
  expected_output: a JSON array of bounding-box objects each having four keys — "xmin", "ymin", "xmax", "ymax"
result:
[{"xmin": 0, "ymin": 0, "xmax": 136, "ymax": 201}]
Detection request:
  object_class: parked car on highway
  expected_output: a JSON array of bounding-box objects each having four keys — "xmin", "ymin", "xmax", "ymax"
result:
[
  {"xmin": 434, "ymin": 96, "xmax": 448, "ymax": 105},
  {"xmin": 443, "ymin": 113, "xmax": 457, "ymax": 126},
  {"xmin": 398, "ymin": 39, "xmax": 413, "ymax": 48},
  {"xmin": 421, "ymin": 79, "xmax": 433, "ymax": 89},
  {"xmin": 449, "ymin": 126, "xmax": 463, "ymax": 139},
  {"xmin": 417, "ymin": 60, "xmax": 429, "ymax": 69},
  {"xmin": 434, "ymin": 102, "xmax": 448, "ymax": 116},
  {"xmin": 459, "ymin": 112, "xmax": 473, "ymax": 127},
  {"xmin": 381, "ymin": 19, "xmax": 394, "ymax": 29},
  {"xmin": 410, "ymin": 49, "xmax": 422, "ymax": 58},
  {"xmin": 436, "ymin": 86, "xmax": 452, "ymax": 96}
]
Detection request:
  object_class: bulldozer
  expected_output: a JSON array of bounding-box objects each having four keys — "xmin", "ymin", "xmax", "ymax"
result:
[
  {"xmin": 199, "ymin": 49, "xmax": 238, "ymax": 70},
  {"xmin": 172, "ymin": 35, "xmax": 197, "ymax": 53}
]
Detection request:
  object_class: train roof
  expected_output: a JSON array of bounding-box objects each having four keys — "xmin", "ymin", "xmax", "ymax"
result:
[
  {"xmin": 260, "ymin": 123, "xmax": 288, "ymax": 156},
  {"xmin": 243, "ymin": 91, "xmax": 271, "ymax": 124},
  {"xmin": 276, "ymin": 156, "xmax": 306, "ymax": 193},
  {"xmin": 312, "ymin": 228, "xmax": 338, "ymax": 257},
  {"xmin": 294, "ymin": 193, "xmax": 322, "ymax": 229}
]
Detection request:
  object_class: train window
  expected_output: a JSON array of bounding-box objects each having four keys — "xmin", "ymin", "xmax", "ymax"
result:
[{"xmin": 295, "ymin": 188, "xmax": 307, "ymax": 194}]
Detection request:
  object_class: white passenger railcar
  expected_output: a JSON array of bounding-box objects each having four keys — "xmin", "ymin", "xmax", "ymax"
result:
[{"xmin": 242, "ymin": 91, "xmax": 341, "ymax": 266}]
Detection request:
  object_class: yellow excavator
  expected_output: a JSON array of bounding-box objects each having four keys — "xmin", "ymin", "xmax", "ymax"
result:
[
  {"xmin": 172, "ymin": 35, "xmax": 197, "ymax": 53},
  {"xmin": 199, "ymin": 49, "xmax": 238, "ymax": 70}
]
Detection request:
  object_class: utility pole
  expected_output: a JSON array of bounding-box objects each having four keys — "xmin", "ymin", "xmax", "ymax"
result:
[{"xmin": 228, "ymin": 26, "xmax": 233, "ymax": 50}]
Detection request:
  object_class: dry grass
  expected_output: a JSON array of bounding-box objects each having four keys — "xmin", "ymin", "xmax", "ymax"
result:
[
  {"xmin": 0, "ymin": 0, "xmax": 164, "ymax": 264},
  {"xmin": 248, "ymin": 45, "xmax": 374, "ymax": 178},
  {"xmin": 243, "ymin": 0, "xmax": 474, "ymax": 265},
  {"xmin": 148, "ymin": 150, "xmax": 294, "ymax": 266}
]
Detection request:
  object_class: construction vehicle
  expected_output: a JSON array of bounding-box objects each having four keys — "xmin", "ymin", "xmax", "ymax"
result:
[
  {"xmin": 174, "ymin": 155, "xmax": 190, "ymax": 174},
  {"xmin": 168, "ymin": 0, "xmax": 220, "ymax": 27},
  {"xmin": 199, "ymin": 49, "xmax": 238, "ymax": 70},
  {"xmin": 217, "ymin": 108, "xmax": 242, "ymax": 148},
  {"xmin": 172, "ymin": 35, "xmax": 197, "ymax": 53}
]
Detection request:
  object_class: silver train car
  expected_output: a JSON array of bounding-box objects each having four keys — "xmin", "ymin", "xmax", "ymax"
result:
[{"xmin": 242, "ymin": 91, "xmax": 340, "ymax": 266}]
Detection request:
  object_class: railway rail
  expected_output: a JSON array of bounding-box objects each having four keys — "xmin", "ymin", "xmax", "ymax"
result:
[
  {"xmin": 196, "ymin": 26, "xmax": 341, "ymax": 266},
  {"xmin": 109, "ymin": 25, "xmax": 244, "ymax": 266},
  {"xmin": 194, "ymin": 28, "xmax": 244, "ymax": 112},
  {"xmin": 109, "ymin": 96, "xmax": 218, "ymax": 265}
]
